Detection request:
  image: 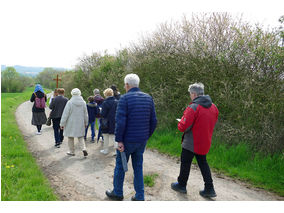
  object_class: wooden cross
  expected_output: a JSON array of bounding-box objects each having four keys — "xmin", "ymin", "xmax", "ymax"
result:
[{"xmin": 53, "ymin": 74, "xmax": 61, "ymax": 88}]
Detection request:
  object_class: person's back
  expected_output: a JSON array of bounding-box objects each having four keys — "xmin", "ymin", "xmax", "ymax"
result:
[
  {"xmin": 115, "ymin": 88, "xmax": 156, "ymax": 144},
  {"xmin": 86, "ymin": 101, "xmax": 97, "ymax": 123},
  {"xmin": 49, "ymin": 94, "xmax": 68, "ymax": 119}
]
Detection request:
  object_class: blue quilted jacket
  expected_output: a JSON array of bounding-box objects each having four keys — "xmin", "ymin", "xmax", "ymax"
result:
[{"xmin": 115, "ymin": 87, "xmax": 157, "ymax": 144}]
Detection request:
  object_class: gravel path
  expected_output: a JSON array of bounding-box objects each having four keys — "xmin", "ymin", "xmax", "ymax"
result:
[{"xmin": 15, "ymin": 99, "xmax": 283, "ymax": 201}]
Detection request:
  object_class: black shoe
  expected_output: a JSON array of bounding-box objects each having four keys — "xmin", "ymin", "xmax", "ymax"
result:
[
  {"xmin": 105, "ymin": 190, "xmax": 123, "ymax": 201},
  {"xmin": 83, "ymin": 150, "xmax": 88, "ymax": 157},
  {"xmin": 55, "ymin": 144, "xmax": 60, "ymax": 148},
  {"xmin": 131, "ymin": 196, "xmax": 144, "ymax": 201},
  {"xmin": 171, "ymin": 182, "xmax": 187, "ymax": 194},
  {"xmin": 199, "ymin": 188, "xmax": 217, "ymax": 198}
]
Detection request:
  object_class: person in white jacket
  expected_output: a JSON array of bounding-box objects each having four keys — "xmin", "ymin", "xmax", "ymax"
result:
[{"xmin": 60, "ymin": 88, "xmax": 89, "ymax": 157}]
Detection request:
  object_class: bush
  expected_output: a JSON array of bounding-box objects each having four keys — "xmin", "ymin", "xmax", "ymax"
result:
[
  {"xmin": 61, "ymin": 13, "xmax": 284, "ymax": 154},
  {"xmin": 1, "ymin": 67, "xmax": 33, "ymax": 93}
]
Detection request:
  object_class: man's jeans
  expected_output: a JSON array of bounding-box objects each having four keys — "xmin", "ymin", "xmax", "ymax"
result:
[
  {"xmin": 52, "ymin": 117, "xmax": 63, "ymax": 145},
  {"xmin": 113, "ymin": 142, "xmax": 146, "ymax": 200},
  {"xmin": 178, "ymin": 148, "xmax": 214, "ymax": 189},
  {"xmin": 85, "ymin": 121, "xmax": 95, "ymax": 140}
]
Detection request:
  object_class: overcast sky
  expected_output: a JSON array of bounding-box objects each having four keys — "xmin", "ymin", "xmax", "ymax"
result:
[{"xmin": 0, "ymin": 0, "xmax": 283, "ymax": 69}]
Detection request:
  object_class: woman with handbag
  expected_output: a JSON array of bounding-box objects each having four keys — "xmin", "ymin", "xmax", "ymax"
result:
[{"xmin": 100, "ymin": 88, "xmax": 118, "ymax": 155}]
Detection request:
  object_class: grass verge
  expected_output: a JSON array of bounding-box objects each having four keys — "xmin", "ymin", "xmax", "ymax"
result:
[
  {"xmin": 147, "ymin": 128, "xmax": 284, "ymax": 197},
  {"xmin": 144, "ymin": 174, "xmax": 159, "ymax": 187},
  {"xmin": 1, "ymin": 87, "xmax": 57, "ymax": 200}
]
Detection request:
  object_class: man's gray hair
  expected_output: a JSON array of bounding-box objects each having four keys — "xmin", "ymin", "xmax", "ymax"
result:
[
  {"xmin": 93, "ymin": 89, "xmax": 100, "ymax": 95},
  {"xmin": 124, "ymin": 73, "xmax": 140, "ymax": 87},
  {"xmin": 188, "ymin": 83, "xmax": 204, "ymax": 96}
]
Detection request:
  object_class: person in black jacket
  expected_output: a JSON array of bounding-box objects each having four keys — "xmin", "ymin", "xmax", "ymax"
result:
[
  {"xmin": 30, "ymin": 84, "xmax": 47, "ymax": 135},
  {"xmin": 49, "ymin": 88, "xmax": 68, "ymax": 148},
  {"xmin": 100, "ymin": 88, "xmax": 118, "ymax": 155},
  {"xmin": 111, "ymin": 85, "xmax": 121, "ymax": 100}
]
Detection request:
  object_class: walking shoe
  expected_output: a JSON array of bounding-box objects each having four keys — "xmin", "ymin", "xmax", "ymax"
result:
[
  {"xmin": 55, "ymin": 144, "xmax": 60, "ymax": 148},
  {"xmin": 199, "ymin": 188, "xmax": 217, "ymax": 198},
  {"xmin": 90, "ymin": 139, "xmax": 95, "ymax": 143},
  {"xmin": 105, "ymin": 190, "xmax": 123, "ymax": 201},
  {"xmin": 83, "ymin": 150, "xmax": 88, "ymax": 157},
  {"xmin": 131, "ymin": 196, "xmax": 144, "ymax": 201},
  {"xmin": 36, "ymin": 132, "xmax": 42, "ymax": 135},
  {"xmin": 171, "ymin": 182, "xmax": 187, "ymax": 194},
  {"xmin": 100, "ymin": 150, "xmax": 108, "ymax": 155},
  {"xmin": 66, "ymin": 152, "xmax": 75, "ymax": 156}
]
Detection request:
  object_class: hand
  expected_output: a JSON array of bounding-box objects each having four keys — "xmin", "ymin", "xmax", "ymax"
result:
[
  {"xmin": 60, "ymin": 126, "xmax": 64, "ymax": 130},
  {"xmin": 117, "ymin": 142, "xmax": 124, "ymax": 152}
]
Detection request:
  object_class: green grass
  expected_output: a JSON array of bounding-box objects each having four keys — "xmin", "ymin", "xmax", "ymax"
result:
[
  {"xmin": 1, "ymin": 87, "xmax": 57, "ymax": 200},
  {"xmin": 144, "ymin": 174, "xmax": 159, "ymax": 187},
  {"xmin": 147, "ymin": 128, "xmax": 284, "ymax": 197}
]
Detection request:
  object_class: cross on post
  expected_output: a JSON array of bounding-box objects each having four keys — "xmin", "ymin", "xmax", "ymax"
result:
[{"xmin": 53, "ymin": 74, "xmax": 62, "ymax": 88}]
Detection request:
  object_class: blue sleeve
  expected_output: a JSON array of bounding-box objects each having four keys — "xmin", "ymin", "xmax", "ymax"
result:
[
  {"xmin": 101, "ymin": 102, "xmax": 108, "ymax": 118},
  {"xmin": 115, "ymin": 95, "xmax": 127, "ymax": 142},
  {"xmin": 149, "ymin": 99, "xmax": 157, "ymax": 137}
]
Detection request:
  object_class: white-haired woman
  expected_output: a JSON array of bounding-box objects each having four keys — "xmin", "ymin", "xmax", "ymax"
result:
[
  {"xmin": 60, "ymin": 88, "xmax": 89, "ymax": 157},
  {"xmin": 100, "ymin": 88, "xmax": 118, "ymax": 155}
]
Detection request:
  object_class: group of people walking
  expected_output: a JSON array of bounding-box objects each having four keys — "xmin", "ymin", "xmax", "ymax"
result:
[{"xmin": 30, "ymin": 73, "xmax": 219, "ymax": 201}]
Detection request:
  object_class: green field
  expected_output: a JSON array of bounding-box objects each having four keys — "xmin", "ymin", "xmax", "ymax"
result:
[
  {"xmin": 1, "ymin": 88, "xmax": 57, "ymax": 201},
  {"xmin": 147, "ymin": 128, "xmax": 284, "ymax": 197}
]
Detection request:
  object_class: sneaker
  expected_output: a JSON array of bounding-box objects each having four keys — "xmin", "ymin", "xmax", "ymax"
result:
[
  {"xmin": 55, "ymin": 144, "xmax": 60, "ymax": 148},
  {"xmin": 83, "ymin": 150, "xmax": 88, "ymax": 157},
  {"xmin": 199, "ymin": 188, "xmax": 217, "ymax": 198},
  {"xmin": 100, "ymin": 150, "xmax": 108, "ymax": 155},
  {"xmin": 105, "ymin": 190, "xmax": 123, "ymax": 201},
  {"xmin": 66, "ymin": 152, "xmax": 75, "ymax": 156},
  {"xmin": 171, "ymin": 182, "xmax": 187, "ymax": 194},
  {"xmin": 90, "ymin": 139, "xmax": 95, "ymax": 143},
  {"xmin": 36, "ymin": 132, "xmax": 42, "ymax": 135}
]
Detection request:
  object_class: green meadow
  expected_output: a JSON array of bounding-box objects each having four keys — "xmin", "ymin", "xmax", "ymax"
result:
[{"xmin": 1, "ymin": 88, "xmax": 57, "ymax": 201}]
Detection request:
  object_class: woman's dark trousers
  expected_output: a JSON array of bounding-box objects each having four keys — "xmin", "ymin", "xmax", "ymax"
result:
[
  {"xmin": 178, "ymin": 148, "xmax": 214, "ymax": 190},
  {"xmin": 52, "ymin": 118, "xmax": 64, "ymax": 146}
]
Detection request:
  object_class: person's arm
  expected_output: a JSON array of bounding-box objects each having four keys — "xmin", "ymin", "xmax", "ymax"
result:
[
  {"xmin": 178, "ymin": 105, "xmax": 196, "ymax": 132},
  {"xmin": 84, "ymin": 103, "xmax": 88, "ymax": 127},
  {"xmin": 101, "ymin": 102, "xmax": 108, "ymax": 118},
  {"xmin": 60, "ymin": 102, "xmax": 70, "ymax": 129},
  {"xmin": 30, "ymin": 93, "xmax": 35, "ymax": 102},
  {"xmin": 115, "ymin": 96, "xmax": 127, "ymax": 144},
  {"xmin": 49, "ymin": 97, "xmax": 55, "ymax": 109},
  {"xmin": 149, "ymin": 99, "xmax": 157, "ymax": 137}
]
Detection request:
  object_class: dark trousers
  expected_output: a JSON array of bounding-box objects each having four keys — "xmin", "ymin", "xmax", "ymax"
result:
[
  {"xmin": 52, "ymin": 117, "xmax": 64, "ymax": 145},
  {"xmin": 36, "ymin": 125, "xmax": 42, "ymax": 132},
  {"xmin": 178, "ymin": 148, "xmax": 213, "ymax": 189}
]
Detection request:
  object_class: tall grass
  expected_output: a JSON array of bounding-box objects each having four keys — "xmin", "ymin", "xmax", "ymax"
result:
[
  {"xmin": 147, "ymin": 129, "xmax": 284, "ymax": 197},
  {"xmin": 1, "ymin": 87, "xmax": 57, "ymax": 200}
]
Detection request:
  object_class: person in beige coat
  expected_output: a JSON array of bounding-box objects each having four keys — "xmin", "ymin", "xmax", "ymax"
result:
[{"xmin": 60, "ymin": 88, "xmax": 89, "ymax": 157}]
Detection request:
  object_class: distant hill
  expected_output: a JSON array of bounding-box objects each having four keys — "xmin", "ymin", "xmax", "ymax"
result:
[{"xmin": 1, "ymin": 65, "xmax": 67, "ymax": 77}]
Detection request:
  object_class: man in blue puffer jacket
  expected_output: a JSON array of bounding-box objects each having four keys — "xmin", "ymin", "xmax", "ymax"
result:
[{"xmin": 106, "ymin": 73, "xmax": 157, "ymax": 201}]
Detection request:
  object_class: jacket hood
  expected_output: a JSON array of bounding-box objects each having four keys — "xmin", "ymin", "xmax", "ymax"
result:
[
  {"xmin": 70, "ymin": 96, "xmax": 86, "ymax": 106},
  {"xmin": 193, "ymin": 95, "xmax": 212, "ymax": 108},
  {"xmin": 87, "ymin": 102, "xmax": 97, "ymax": 107}
]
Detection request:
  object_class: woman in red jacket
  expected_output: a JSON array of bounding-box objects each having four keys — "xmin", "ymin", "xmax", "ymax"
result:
[{"xmin": 171, "ymin": 83, "xmax": 219, "ymax": 198}]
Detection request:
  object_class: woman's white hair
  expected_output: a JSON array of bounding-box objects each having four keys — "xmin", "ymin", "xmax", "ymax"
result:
[
  {"xmin": 124, "ymin": 73, "xmax": 140, "ymax": 87},
  {"xmin": 188, "ymin": 83, "xmax": 204, "ymax": 96}
]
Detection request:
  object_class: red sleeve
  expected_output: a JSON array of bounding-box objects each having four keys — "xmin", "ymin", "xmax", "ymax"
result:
[{"xmin": 178, "ymin": 106, "xmax": 196, "ymax": 132}]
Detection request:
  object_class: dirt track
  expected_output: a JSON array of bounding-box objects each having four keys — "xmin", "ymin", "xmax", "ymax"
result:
[{"xmin": 15, "ymin": 99, "xmax": 283, "ymax": 201}]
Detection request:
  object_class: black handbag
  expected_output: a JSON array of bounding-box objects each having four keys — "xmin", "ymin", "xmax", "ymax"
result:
[
  {"xmin": 46, "ymin": 116, "xmax": 52, "ymax": 126},
  {"xmin": 101, "ymin": 118, "xmax": 108, "ymax": 130}
]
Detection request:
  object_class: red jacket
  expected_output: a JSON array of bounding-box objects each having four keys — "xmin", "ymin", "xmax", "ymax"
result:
[{"xmin": 178, "ymin": 95, "xmax": 218, "ymax": 155}]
